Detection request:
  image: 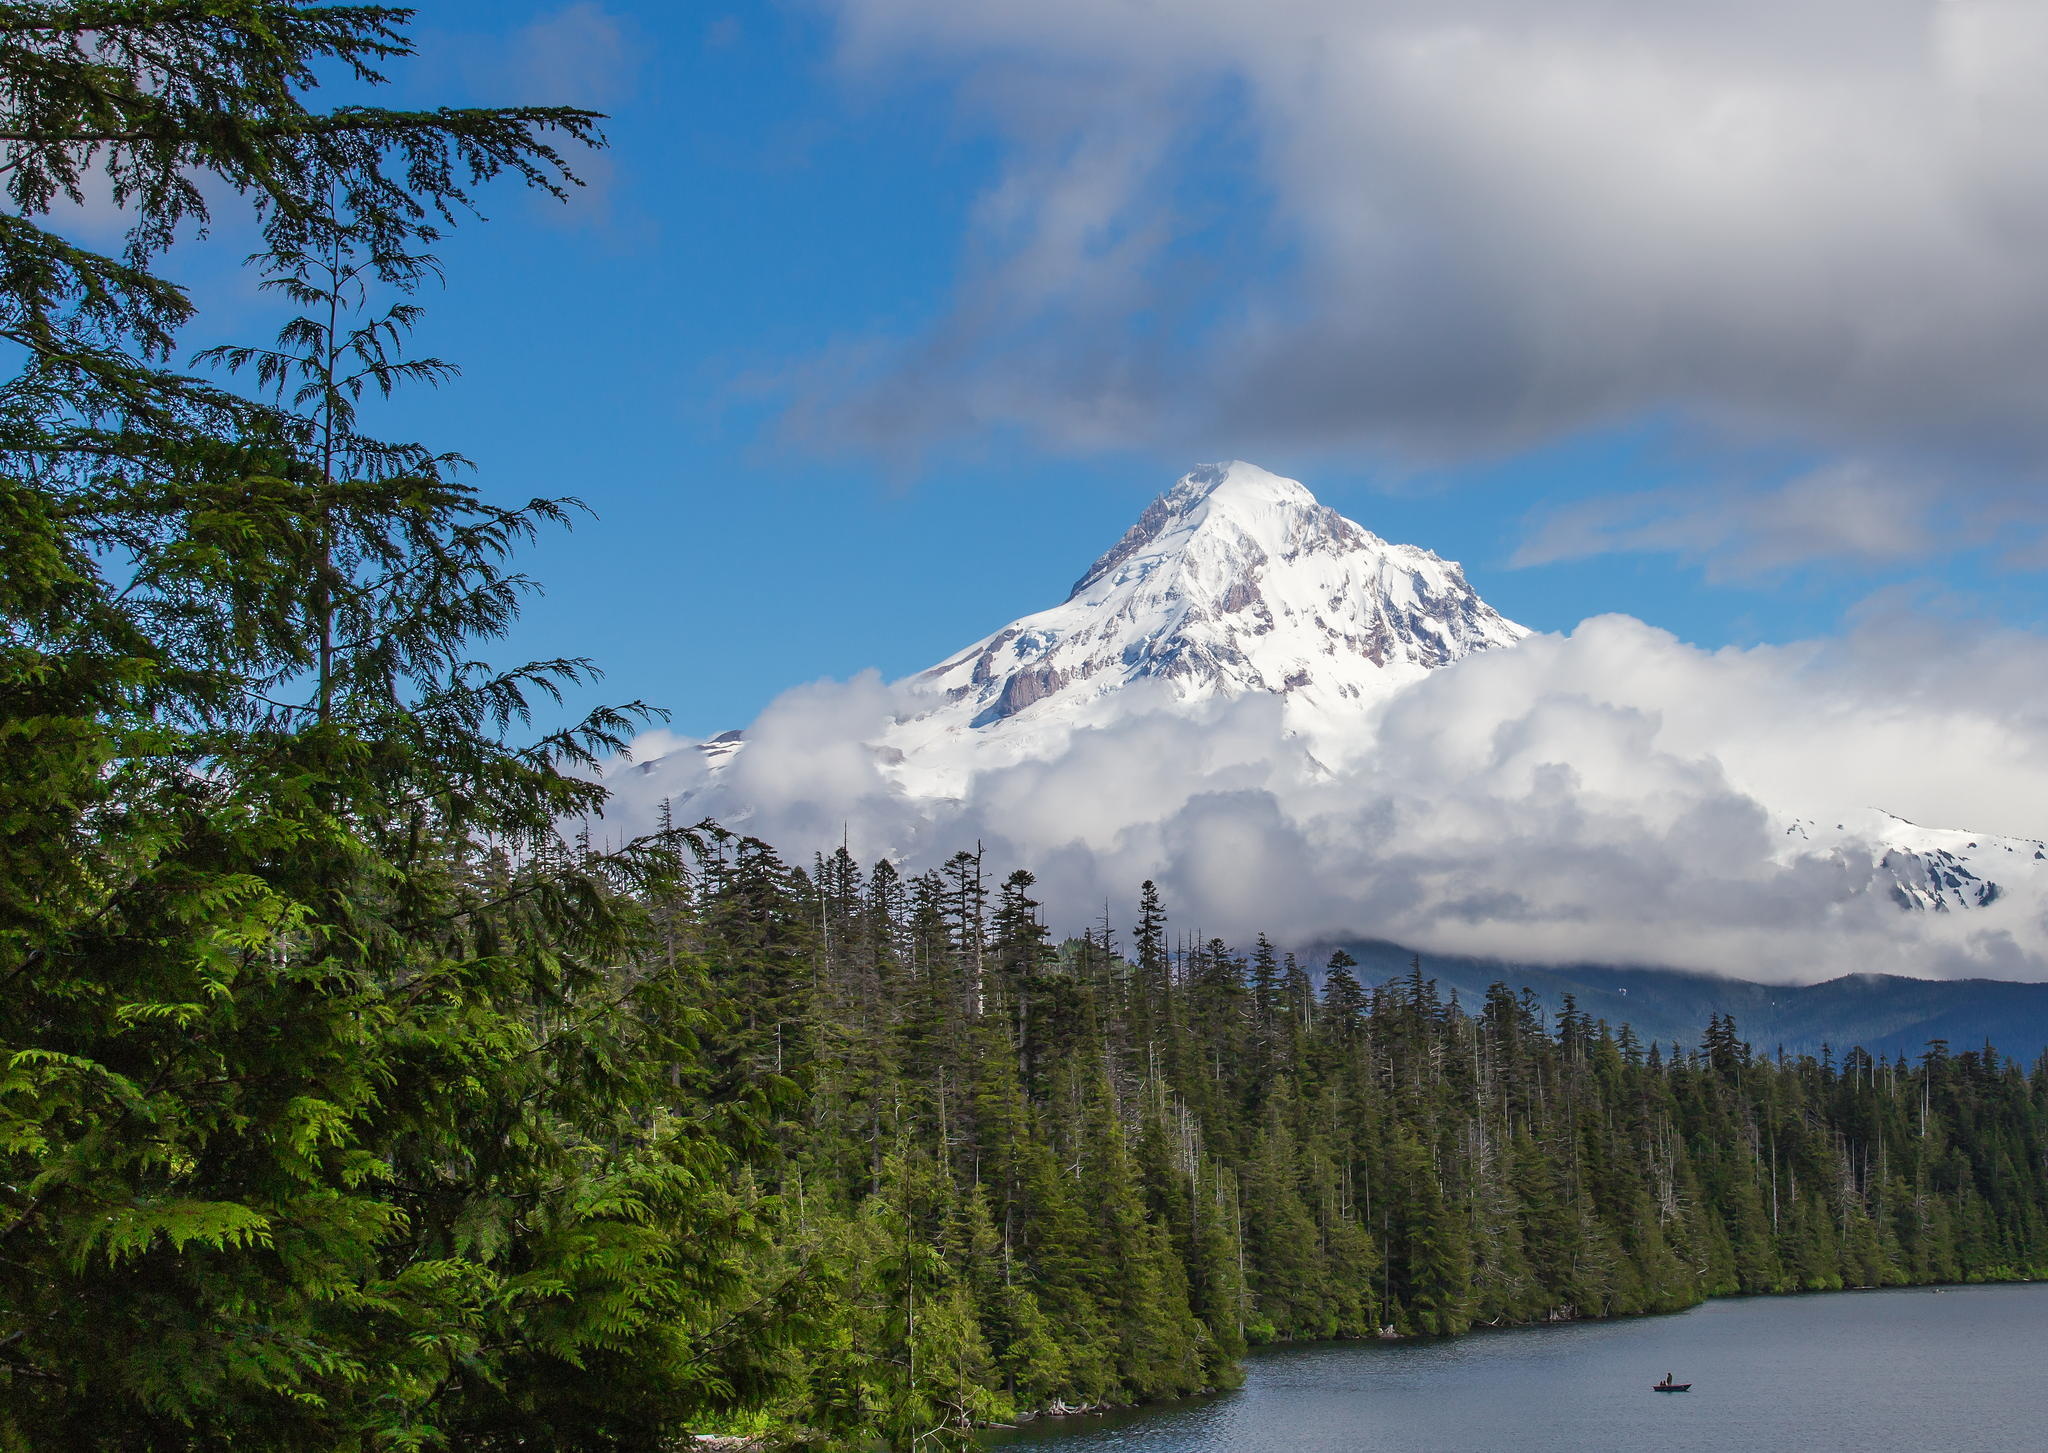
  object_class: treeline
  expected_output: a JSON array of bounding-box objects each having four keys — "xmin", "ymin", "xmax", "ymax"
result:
[{"xmin": 669, "ymin": 834, "xmax": 2048, "ymax": 1444}]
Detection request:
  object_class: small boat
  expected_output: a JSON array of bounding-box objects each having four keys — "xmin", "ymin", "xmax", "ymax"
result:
[{"xmin": 1653, "ymin": 1379, "xmax": 1692, "ymax": 1393}]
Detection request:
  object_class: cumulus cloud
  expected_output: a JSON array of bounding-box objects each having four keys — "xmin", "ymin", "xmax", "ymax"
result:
[
  {"xmin": 595, "ymin": 613, "xmax": 2048, "ymax": 983},
  {"xmin": 796, "ymin": 0, "xmax": 2048, "ymax": 557}
]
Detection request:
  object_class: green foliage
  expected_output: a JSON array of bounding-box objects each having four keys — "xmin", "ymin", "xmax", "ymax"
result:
[
  {"xmin": 656, "ymin": 840, "xmax": 2048, "ymax": 1448},
  {"xmin": 0, "ymin": 7, "xmax": 791, "ymax": 1448}
]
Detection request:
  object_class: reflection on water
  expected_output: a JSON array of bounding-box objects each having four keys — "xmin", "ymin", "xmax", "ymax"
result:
[{"xmin": 983, "ymin": 1283, "xmax": 2048, "ymax": 1452}]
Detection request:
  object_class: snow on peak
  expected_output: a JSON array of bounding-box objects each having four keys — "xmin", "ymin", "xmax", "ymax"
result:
[
  {"xmin": 1780, "ymin": 808, "xmax": 2048, "ymax": 913},
  {"xmin": 1070, "ymin": 460, "xmax": 1361, "ymax": 600},
  {"xmin": 1162, "ymin": 458, "xmax": 1320, "ymax": 522},
  {"xmin": 881, "ymin": 462, "xmax": 1528, "ymax": 790}
]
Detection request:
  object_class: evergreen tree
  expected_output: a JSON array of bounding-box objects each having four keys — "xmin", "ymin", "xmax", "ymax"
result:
[{"xmin": 0, "ymin": 11, "xmax": 791, "ymax": 1445}]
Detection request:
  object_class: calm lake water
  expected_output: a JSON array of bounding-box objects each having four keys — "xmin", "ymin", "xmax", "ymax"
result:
[{"xmin": 982, "ymin": 1283, "xmax": 2048, "ymax": 1452}]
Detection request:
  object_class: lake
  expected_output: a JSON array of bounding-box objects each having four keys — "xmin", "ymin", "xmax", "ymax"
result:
[{"xmin": 982, "ymin": 1283, "xmax": 2048, "ymax": 1452}]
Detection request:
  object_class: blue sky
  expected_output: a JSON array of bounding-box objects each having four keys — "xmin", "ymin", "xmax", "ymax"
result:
[{"xmin": 163, "ymin": 1, "xmax": 2048, "ymax": 739}]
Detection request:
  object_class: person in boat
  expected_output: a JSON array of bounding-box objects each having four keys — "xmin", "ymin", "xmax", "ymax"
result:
[{"xmin": 1659, "ymin": 1373, "xmax": 1674, "ymax": 1387}]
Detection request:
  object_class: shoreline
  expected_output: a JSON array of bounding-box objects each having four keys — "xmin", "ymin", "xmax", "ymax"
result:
[
  {"xmin": 678, "ymin": 1273, "xmax": 2048, "ymax": 1447},
  {"xmin": 992, "ymin": 1268, "xmax": 2047, "ymax": 1433},
  {"xmin": 974, "ymin": 1279, "xmax": 2048, "ymax": 1452}
]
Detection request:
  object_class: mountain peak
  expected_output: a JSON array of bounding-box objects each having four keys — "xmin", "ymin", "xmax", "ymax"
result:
[
  {"xmin": 1070, "ymin": 461, "xmax": 1358, "ymax": 601},
  {"xmin": 887, "ymin": 462, "xmax": 1528, "ymax": 775},
  {"xmin": 1175, "ymin": 459, "xmax": 1314, "ymax": 508}
]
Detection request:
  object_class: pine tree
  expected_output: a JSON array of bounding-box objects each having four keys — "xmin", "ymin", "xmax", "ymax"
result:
[
  {"xmin": 1319, "ymin": 950, "xmax": 1367, "ymax": 1043},
  {"xmin": 0, "ymin": 12, "xmax": 786, "ymax": 1445}
]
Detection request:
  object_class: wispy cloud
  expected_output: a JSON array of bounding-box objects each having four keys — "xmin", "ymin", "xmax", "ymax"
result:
[
  {"xmin": 410, "ymin": 3, "xmax": 639, "ymax": 232},
  {"xmin": 495, "ymin": 2, "xmax": 637, "ymax": 108},
  {"xmin": 1514, "ymin": 462, "xmax": 2048, "ymax": 578}
]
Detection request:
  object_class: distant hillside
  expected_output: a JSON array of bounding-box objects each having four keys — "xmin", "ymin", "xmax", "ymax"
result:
[{"xmin": 1341, "ymin": 940, "xmax": 2048, "ymax": 1065}]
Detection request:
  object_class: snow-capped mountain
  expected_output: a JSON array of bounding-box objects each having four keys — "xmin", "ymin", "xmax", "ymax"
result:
[
  {"xmin": 1781, "ymin": 810, "xmax": 2048, "ymax": 913},
  {"xmin": 648, "ymin": 459, "xmax": 2041, "ymax": 942},
  {"xmin": 684, "ymin": 460, "xmax": 1524, "ymax": 793},
  {"xmin": 878, "ymin": 461, "xmax": 1526, "ymax": 788}
]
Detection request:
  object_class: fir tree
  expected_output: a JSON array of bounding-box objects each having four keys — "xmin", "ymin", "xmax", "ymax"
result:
[{"xmin": 0, "ymin": 11, "xmax": 782, "ymax": 1445}]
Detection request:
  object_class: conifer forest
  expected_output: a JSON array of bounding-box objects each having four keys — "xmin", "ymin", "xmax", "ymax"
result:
[{"xmin": 4, "ymin": 6, "xmax": 2048, "ymax": 1450}]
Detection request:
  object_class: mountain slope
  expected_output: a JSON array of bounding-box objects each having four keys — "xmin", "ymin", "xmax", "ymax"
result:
[
  {"xmin": 878, "ymin": 460, "xmax": 1526, "ymax": 792},
  {"xmin": 1346, "ymin": 941, "xmax": 2048, "ymax": 1063},
  {"xmin": 1781, "ymin": 809, "xmax": 2048, "ymax": 912}
]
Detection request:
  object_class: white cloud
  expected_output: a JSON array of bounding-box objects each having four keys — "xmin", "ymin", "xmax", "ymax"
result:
[
  {"xmin": 597, "ymin": 612, "xmax": 2048, "ymax": 982},
  {"xmin": 799, "ymin": 0, "xmax": 2048, "ymax": 552}
]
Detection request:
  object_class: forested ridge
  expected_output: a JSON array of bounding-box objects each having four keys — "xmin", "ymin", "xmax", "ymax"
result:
[
  {"xmin": 658, "ymin": 833, "xmax": 2048, "ymax": 1444},
  {"xmin": 6, "ymin": 6, "xmax": 2048, "ymax": 1450}
]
